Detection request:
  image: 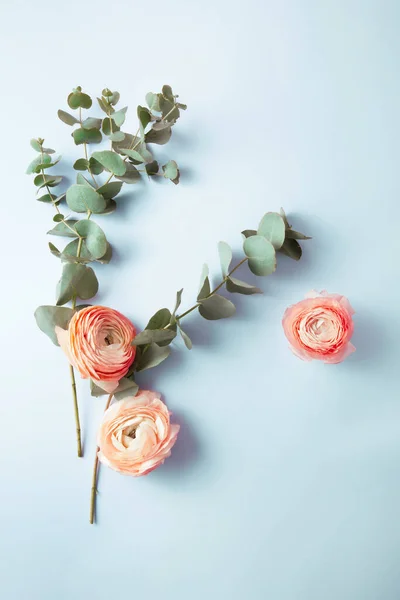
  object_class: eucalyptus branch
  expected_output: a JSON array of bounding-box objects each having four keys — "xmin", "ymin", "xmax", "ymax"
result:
[{"xmin": 176, "ymin": 258, "xmax": 249, "ymax": 321}]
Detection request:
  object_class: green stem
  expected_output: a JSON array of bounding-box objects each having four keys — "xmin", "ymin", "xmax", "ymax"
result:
[
  {"xmin": 79, "ymin": 107, "xmax": 98, "ymax": 188},
  {"xmin": 69, "ymin": 364, "xmax": 82, "ymax": 457},
  {"xmin": 90, "ymin": 393, "xmax": 113, "ymax": 524},
  {"xmin": 103, "ymin": 127, "xmax": 142, "ymax": 186},
  {"xmin": 176, "ymin": 257, "xmax": 248, "ymax": 322}
]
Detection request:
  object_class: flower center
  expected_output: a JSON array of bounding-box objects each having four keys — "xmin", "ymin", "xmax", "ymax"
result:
[{"xmin": 104, "ymin": 333, "xmax": 114, "ymax": 345}]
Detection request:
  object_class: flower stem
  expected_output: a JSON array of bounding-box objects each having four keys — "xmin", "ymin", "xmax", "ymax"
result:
[
  {"xmin": 69, "ymin": 364, "xmax": 82, "ymax": 457},
  {"xmin": 90, "ymin": 393, "xmax": 113, "ymax": 524},
  {"xmin": 176, "ymin": 257, "xmax": 248, "ymax": 322}
]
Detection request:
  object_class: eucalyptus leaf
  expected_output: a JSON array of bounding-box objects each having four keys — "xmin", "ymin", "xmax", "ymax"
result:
[
  {"xmin": 145, "ymin": 92, "xmax": 162, "ymax": 112},
  {"xmin": 109, "ymin": 91, "xmax": 120, "ymax": 106},
  {"xmin": 285, "ymin": 229, "xmax": 312, "ymax": 240},
  {"xmin": 88, "ymin": 157, "xmax": 104, "ymax": 175},
  {"xmin": 56, "ymin": 263, "xmax": 98, "ymax": 305},
  {"xmin": 198, "ymin": 294, "xmax": 236, "ymax": 320},
  {"xmin": 96, "ymin": 181, "xmax": 123, "ymax": 200},
  {"xmin": 53, "ymin": 213, "xmax": 64, "ymax": 223},
  {"xmin": 243, "ymin": 235, "xmax": 276, "ymax": 276},
  {"xmin": 99, "ymin": 199, "xmax": 117, "ymax": 215},
  {"xmin": 68, "ymin": 91, "xmax": 92, "ymax": 109},
  {"xmin": 97, "ymin": 96, "xmax": 109, "ymax": 113},
  {"xmin": 102, "ymin": 117, "xmax": 119, "ymax": 136},
  {"xmin": 197, "ymin": 264, "xmax": 210, "ymax": 300},
  {"xmin": 136, "ymin": 342, "xmax": 170, "ymax": 372},
  {"xmin": 226, "ymin": 277, "xmax": 262, "ymax": 295},
  {"xmin": 160, "ymin": 97, "xmax": 179, "ymax": 122},
  {"xmin": 58, "ymin": 109, "xmax": 79, "ymax": 126},
  {"xmin": 72, "ymin": 127, "xmax": 102, "ymax": 145},
  {"xmin": 38, "ymin": 193, "xmax": 60, "ymax": 204},
  {"xmin": 109, "ymin": 131, "xmax": 125, "ymax": 142},
  {"xmin": 279, "ymin": 238, "xmax": 302, "ymax": 261},
  {"xmin": 96, "ymin": 242, "xmax": 112, "ymax": 263},
  {"xmin": 76, "ymin": 173, "xmax": 94, "ymax": 187},
  {"xmin": 116, "ymin": 162, "xmax": 141, "ymax": 183},
  {"xmin": 145, "ymin": 160, "xmax": 159, "ymax": 176},
  {"xmin": 112, "ymin": 132, "xmax": 137, "ymax": 154},
  {"xmin": 73, "ymin": 158, "xmax": 89, "ymax": 171},
  {"xmin": 91, "ymin": 151, "xmax": 126, "ymax": 176},
  {"xmin": 30, "ymin": 139, "xmax": 42, "ymax": 152},
  {"xmin": 114, "ymin": 378, "xmax": 139, "ymax": 401},
  {"xmin": 34, "ymin": 305, "xmax": 74, "ymax": 345},
  {"xmin": 41, "ymin": 146, "xmax": 55, "ymax": 154},
  {"xmin": 145, "ymin": 127, "xmax": 172, "ymax": 145},
  {"xmin": 218, "ymin": 241, "xmax": 232, "ymax": 277},
  {"xmin": 82, "ymin": 117, "xmax": 102, "ymax": 130},
  {"xmin": 241, "ymin": 229, "xmax": 257, "ymax": 239},
  {"xmin": 162, "ymin": 85, "xmax": 174, "ymax": 101},
  {"xmin": 66, "ymin": 184, "xmax": 106, "ymax": 213},
  {"xmin": 119, "ymin": 148, "xmax": 146, "ymax": 163},
  {"xmin": 62, "ymin": 238, "xmax": 93, "ymax": 263},
  {"xmin": 90, "ymin": 380, "xmax": 108, "ymax": 397},
  {"xmin": 162, "ymin": 160, "xmax": 180, "ymax": 184},
  {"xmin": 146, "ymin": 308, "xmax": 171, "ymax": 330},
  {"xmin": 173, "ymin": 289, "xmax": 183, "ymax": 315},
  {"xmin": 47, "ymin": 220, "xmax": 78, "ymax": 238},
  {"xmin": 112, "ymin": 107, "xmax": 128, "ymax": 127},
  {"xmin": 179, "ymin": 326, "xmax": 192, "ymax": 350},
  {"xmin": 74, "ymin": 220, "xmax": 107, "ymax": 259},
  {"xmin": 133, "ymin": 329, "xmax": 176, "ymax": 346},
  {"xmin": 34, "ymin": 174, "xmax": 62, "ymax": 189},
  {"xmin": 26, "ymin": 154, "xmax": 51, "ymax": 174},
  {"xmin": 257, "ymin": 212, "xmax": 285, "ymax": 249},
  {"xmin": 34, "ymin": 157, "xmax": 61, "ymax": 172},
  {"xmin": 137, "ymin": 105, "xmax": 151, "ymax": 129},
  {"xmin": 152, "ymin": 120, "xmax": 173, "ymax": 131},
  {"xmin": 280, "ymin": 207, "xmax": 290, "ymax": 229}
]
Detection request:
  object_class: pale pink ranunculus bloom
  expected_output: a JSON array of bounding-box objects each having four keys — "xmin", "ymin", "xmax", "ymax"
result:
[
  {"xmin": 282, "ymin": 290, "xmax": 355, "ymax": 363},
  {"xmin": 97, "ymin": 391, "xmax": 180, "ymax": 476},
  {"xmin": 55, "ymin": 305, "xmax": 136, "ymax": 393}
]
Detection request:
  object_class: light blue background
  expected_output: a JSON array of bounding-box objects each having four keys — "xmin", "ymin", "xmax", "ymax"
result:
[{"xmin": 1, "ymin": 1, "xmax": 399, "ymax": 598}]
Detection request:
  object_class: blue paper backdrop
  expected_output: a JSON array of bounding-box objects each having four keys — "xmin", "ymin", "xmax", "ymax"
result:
[{"xmin": 1, "ymin": 1, "xmax": 399, "ymax": 598}]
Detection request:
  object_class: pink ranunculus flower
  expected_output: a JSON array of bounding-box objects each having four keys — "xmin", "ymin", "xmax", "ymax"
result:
[
  {"xmin": 282, "ymin": 290, "xmax": 355, "ymax": 363},
  {"xmin": 97, "ymin": 391, "xmax": 180, "ymax": 476},
  {"xmin": 55, "ymin": 305, "xmax": 136, "ymax": 393}
]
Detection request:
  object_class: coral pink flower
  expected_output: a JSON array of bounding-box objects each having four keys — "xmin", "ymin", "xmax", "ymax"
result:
[
  {"xmin": 282, "ymin": 290, "xmax": 355, "ymax": 363},
  {"xmin": 55, "ymin": 305, "xmax": 136, "ymax": 392},
  {"xmin": 97, "ymin": 391, "xmax": 180, "ymax": 476}
]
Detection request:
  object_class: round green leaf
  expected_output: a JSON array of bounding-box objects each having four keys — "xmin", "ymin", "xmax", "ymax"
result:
[
  {"xmin": 66, "ymin": 184, "xmax": 107, "ymax": 213},
  {"xmin": 68, "ymin": 91, "xmax": 92, "ymax": 109},
  {"xmin": 96, "ymin": 181, "xmax": 123, "ymax": 199},
  {"xmin": 198, "ymin": 294, "xmax": 236, "ymax": 320},
  {"xmin": 162, "ymin": 160, "xmax": 180, "ymax": 184},
  {"xmin": 53, "ymin": 214, "xmax": 64, "ymax": 222},
  {"xmin": 74, "ymin": 220, "xmax": 107, "ymax": 259},
  {"xmin": 72, "ymin": 128, "xmax": 102, "ymax": 145},
  {"xmin": 47, "ymin": 220, "xmax": 78, "ymax": 238},
  {"xmin": 34, "ymin": 305, "xmax": 74, "ymax": 345},
  {"xmin": 82, "ymin": 117, "xmax": 102, "ymax": 130},
  {"xmin": 243, "ymin": 235, "xmax": 276, "ymax": 276},
  {"xmin": 145, "ymin": 127, "xmax": 172, "ymax": 145},
  {"xmin": 88, "ymin": 157, "xmax": 104, "ymax": 175},
  {"xmin": 91, "ymin": 151, "xmax": 126, "ymax": 176},
  {"xmin": 109, "ymin": 131, "xmax": 125, "ymax": 142},
  {"xmin": 146, "ymin": 92, "xmax": 162, "ymax": 112},
  {"xmin": 73, "ymin": 158, "xmax": 89, "ymax": 171},
  {"xmin": 116, "ymin": 162, "xmax": 140, "ymax": 183},
  {"xmin": 58, "ymin": 110, "xmax": 79, "ymax": 126},
  {"xmin": 257, "ymin": 212, "xmax": 285, "ymax": 249},
  {"xmin": 279, "ymin": 238, "xmax": 302, "ymax": 261},
  {"xmin": 119, "ymin": 148, "xmax": 146, "ymax": 163},
  {"xmin": 226, "ymin": 277, "xmax": 262, "ymax": 295},
  {"xmin": 56, "ymin": 263, "xmax": 98, "ymax": 305},
  {"xmin": 112, "ymin": 107, "xmax": 128, "ymax": 127},
  {"xmin": 218, "ymin": 241, "xmax": 232, "ymax": 277}
]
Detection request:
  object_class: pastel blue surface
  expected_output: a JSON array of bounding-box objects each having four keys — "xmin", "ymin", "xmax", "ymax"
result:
[{"xmin": 1, "ymin": 1, "xmax": 399, "ymax": 599}]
